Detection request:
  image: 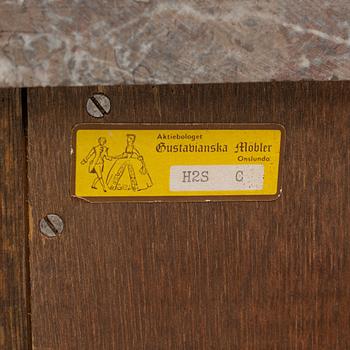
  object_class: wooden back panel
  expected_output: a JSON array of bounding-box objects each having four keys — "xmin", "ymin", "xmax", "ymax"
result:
[
  {"xmin": 27, "ymin": 83, "xmax": 350, "ymax": 349},
  {"xmin": 0, "ymin": 89, "xmax": 30, "ymax": 350}
]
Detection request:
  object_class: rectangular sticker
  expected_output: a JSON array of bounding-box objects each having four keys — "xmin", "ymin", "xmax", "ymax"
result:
[
  {"xmin": 170, "ymin": 165, "xmax": 264, "ymax": 191},
  {"xmin": 71, "ymin": 124, "xmax": 285, "ymax": 202}
]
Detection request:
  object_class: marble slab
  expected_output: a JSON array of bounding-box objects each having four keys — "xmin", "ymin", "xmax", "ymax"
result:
[{"xmin": 0, "ymin": 0, "xmax": 349, "ymax": 86}]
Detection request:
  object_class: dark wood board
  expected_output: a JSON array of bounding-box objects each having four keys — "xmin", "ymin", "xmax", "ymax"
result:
[
  {"xmin": 27, "ymin": 82, "xmax": 350, "ymax": 349},
  {"xmin": 0, "ymin": 88, "xmax": 30, "ymax": 349}
]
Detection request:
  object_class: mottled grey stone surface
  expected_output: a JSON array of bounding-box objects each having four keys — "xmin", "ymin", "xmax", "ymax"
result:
[{"xmin": 0, "ymin": 0, "xmax": 349, "ymax": 86}]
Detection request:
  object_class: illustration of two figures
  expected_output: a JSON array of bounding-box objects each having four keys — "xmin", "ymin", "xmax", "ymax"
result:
[{"xmin": 81, "ymin": 135, "xmax": 152, "ymax": 192}]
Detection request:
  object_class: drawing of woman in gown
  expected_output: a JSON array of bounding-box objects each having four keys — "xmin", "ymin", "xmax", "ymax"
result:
[{"xmin": 106, "ymin": 134, "xmax": 153, "ymax": 191}]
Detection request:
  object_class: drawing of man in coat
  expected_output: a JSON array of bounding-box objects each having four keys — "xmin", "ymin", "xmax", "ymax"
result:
[{"xmin": 81, "ymin": 137, "xmax": 115, "ymax": 192}]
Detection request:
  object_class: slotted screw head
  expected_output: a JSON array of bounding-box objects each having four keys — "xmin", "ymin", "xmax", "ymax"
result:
[
  {"xmin": 40, "ymin": 214, "xmax": 64, "ymax": 238},
  {"xmin": 86, "ymin": 93, "xmax": 111, "ymax": 118}
]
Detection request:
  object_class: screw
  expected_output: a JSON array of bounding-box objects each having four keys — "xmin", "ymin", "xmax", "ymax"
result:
[
  {"xmin": 39, "ymin": 214, "xmax": 64, "ymax": 238},
  {"xmin": 86, "ymin": 93, "xmax": 111, "ymax": 118}
]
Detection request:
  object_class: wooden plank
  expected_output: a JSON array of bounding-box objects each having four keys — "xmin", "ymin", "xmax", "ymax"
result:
[
  {"xmin": 0, "ymin": 88, "xmax": 30, "ymax": 349},
  {"xmin": 28, "ymin": 82, "xmax": 350, "ymax": 349}
]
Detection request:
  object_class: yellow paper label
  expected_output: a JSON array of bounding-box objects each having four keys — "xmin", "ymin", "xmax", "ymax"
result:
[{"xmin": 72, "ymin": 124, "xmax": 284, "ymax": 201}]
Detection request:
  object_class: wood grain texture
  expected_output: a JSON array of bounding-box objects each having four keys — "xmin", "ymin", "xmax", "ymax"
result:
[
  {"xmin": 28, "ymin": 82, "xmax": 350, "ymax": 349},
  {"xmin": 0, "ymin": 89, "xmax": 30, "ymax": 349}
]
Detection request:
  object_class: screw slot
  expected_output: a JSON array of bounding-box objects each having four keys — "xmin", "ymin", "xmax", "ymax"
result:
[
  {"xmin": 86, "ymin": 93, "xmax": 111, "ymax": 118},
  {"xmin": 39, "ymin": 214, "xmax": 64, "ymax": 238}
]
